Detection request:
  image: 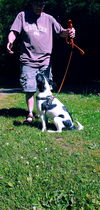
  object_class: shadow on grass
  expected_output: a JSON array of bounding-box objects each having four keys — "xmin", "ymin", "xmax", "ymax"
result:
[
  {"xmin": 0, "ymin": 107, "xmax": 56, "ymax": 131},
  {"xmin": 13, "ymin": 119, "xmax": 42, "ymax": 130},
  {"xmin": 0, "ymin": 107, "xmax": 42, "ymax": 130},
  {"xmin": 13, "ymin": 120, "xmax": 56, "ymax": 131},
  {"xmin": 0, "ymin": 108, "xmax": 27, "ymax": 118}
]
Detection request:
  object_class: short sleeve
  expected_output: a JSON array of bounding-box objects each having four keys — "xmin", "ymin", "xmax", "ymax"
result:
[
  {"xmin": 50, "ymin": 16, "xmax": 64, "ymax": 34},
  {"xmin": 10, "ymin": 12, "xmax": 23, "ymax": 33}
]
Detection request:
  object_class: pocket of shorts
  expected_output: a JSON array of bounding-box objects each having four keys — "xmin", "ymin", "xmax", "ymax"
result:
[{"xmin": 20, "ymin": 74, "xmax": 27, "ymax": 89}]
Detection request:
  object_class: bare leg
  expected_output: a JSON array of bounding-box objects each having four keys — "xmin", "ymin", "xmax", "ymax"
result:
[{"xmin": 25, "ymin": 92, "xmax": 35, "ymax": 122}]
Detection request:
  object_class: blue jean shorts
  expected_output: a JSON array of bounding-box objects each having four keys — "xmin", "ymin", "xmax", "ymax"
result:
[{"xmin": 20, "ymin": 65, "xmax": 52, "ymax": 93}]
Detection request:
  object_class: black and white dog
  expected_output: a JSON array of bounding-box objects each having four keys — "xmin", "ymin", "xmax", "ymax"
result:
[{"xmin": 36, "ymin": 73, "xmax": 84, "ymax": 132}]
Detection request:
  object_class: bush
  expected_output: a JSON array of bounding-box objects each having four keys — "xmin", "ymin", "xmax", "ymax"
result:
[{"xmin": 0, "ymin": 0, "xmax": 100, "ymax": 85}]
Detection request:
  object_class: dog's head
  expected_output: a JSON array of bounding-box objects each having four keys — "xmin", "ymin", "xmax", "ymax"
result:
[{"xmin": 36, "ymin": 73, "xmax": 57, "ymax": 92}]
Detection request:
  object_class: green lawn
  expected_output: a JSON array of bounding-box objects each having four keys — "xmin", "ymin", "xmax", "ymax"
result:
[{"xmin": 0, "ymin": 92, "xmax": 100, "ymax": 209}]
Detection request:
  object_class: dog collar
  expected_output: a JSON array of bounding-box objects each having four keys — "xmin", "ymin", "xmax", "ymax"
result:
[
  {"xmin": 36, "ymin": 95, "xmax": 54, "ymax": 100},
  {"xmin": 36, "ymin": 95, "xmax": 55, "ymax": 111}
]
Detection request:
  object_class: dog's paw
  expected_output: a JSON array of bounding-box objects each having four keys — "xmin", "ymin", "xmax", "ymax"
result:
[{"xmin": 41, "ymin": 128, "xmax": 46, "ymax": 132}]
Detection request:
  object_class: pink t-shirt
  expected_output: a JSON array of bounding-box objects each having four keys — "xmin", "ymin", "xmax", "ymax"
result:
[{"xmin": 10, "ymin": 11, "xmax": 64, "ymax": 67}]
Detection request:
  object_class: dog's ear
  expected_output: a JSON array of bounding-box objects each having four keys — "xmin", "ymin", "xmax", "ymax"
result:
[
  {"xmin": 36, "ymin": 73, "xmax": 46, "ymax": 92},
  {"xmin": 49, "ymin": 80, "xmax": 57, "ymax": 92}
]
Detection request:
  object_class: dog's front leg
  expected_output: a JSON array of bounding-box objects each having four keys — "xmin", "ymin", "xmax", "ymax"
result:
[{"xmin": 40, "ymin": 113, "xmax": 47, "ymax": 132}]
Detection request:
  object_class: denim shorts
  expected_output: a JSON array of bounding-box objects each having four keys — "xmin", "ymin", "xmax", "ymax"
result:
[{"xmin": 20, "ymin": 65, "xmax": 52, "ymax": 93}]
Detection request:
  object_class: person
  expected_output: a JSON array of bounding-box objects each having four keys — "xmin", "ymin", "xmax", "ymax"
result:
[{"xmin": 7, "ymin": 0, "xmax": 75, "ymax": 123}]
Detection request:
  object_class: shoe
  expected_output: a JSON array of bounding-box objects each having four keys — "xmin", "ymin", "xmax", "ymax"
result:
[{"xmin": 23, "ymin": 114, "xmax": 34, "ymax": 124}]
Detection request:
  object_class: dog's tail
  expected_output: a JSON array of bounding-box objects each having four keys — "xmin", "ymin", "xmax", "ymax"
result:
[{"xmin": 75, "ymin": 121, "xmax": 84, "ymax": 130}]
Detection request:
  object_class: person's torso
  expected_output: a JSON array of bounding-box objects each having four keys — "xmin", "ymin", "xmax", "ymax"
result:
[{"xmin": 21, "ymin": 11, "xmax": 53, "ymax": 54}]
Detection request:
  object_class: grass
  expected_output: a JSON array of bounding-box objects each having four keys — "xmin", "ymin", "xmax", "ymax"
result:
[{"xmin": 0, "ymin": 92, "xmax": 100, "ymax": 209}]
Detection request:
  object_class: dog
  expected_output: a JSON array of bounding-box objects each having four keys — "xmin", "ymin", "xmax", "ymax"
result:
[{"xmin": 36, "ymin": 73, "xmax": 84, "ymax": 132}]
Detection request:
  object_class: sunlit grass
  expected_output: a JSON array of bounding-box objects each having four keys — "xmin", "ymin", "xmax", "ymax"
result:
[{"xmin": 0, "ymin": 93, "xmax": 100, "ymax": 209}]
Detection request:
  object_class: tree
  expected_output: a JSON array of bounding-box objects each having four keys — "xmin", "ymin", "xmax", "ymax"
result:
[{"xmin": 0, "ymin": 0, "xmax": 100, "ymax": 85}]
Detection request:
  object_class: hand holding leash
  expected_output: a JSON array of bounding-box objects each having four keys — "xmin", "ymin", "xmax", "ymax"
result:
[
  {"xmin": 66, "ymin": 19, "xmax": 85, "ymax": 55},
  {"xmin": 58, "ymin": 19, "xmax": 85, "ymax": 93}
]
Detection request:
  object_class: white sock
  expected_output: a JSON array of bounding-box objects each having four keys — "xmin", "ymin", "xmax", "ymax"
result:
[{"xmin": 29, "ymin": 112, "xmax": 33, "ymax": 116}]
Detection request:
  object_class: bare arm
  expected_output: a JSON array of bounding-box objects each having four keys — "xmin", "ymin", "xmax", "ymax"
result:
[{"xmin": 7, "ymin": 31, "xmax": 17, "ymax": 54}]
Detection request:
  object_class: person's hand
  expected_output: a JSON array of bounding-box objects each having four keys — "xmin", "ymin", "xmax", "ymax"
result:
[
  {"xmin": 60, "ymin": 28, "xmax": 75, "ymax": 39},
  {"xmin": 68, "ymin": 27, "xmax": 75, "ymax": 39},
  {"xmin": 7, "ymin": 42, "xmax": 14, "ymax": 54}
]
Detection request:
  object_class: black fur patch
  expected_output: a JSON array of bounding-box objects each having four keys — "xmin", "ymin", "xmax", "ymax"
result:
[
  {"xmin": 58, "ymin": 114, "xmax": 64, "ymax": 118},
  {"xmin": 62, "ymin": 106, "xmax": 69, "ymax": 113},
  {"xmin": 41, "ymin": 95, "xmax": 56, "ymax": 111},
  {"xmin": 62, "ymin": 121, "xmax": 78, "ymax": 130},
  {"xmin": 48, "ymin": 104, "xmax": 57, "ymax": 110},
  {"xmin": 36, "ymin": 74, "xmax": 46, "ymax": 92},
  {"xmin": 49, "ymin": 80, "xmax": 57, "ymax": 92},
  {"xmin": 62, "ymin": 106, "xmax": 73, "ymax": 121},
  {"xmin": 63, "ymin": 120, "xmax": 72, "ymax": 129},
  {"xmin": 69, "ymin": 125, "xmax": 78, "ymax": 130}
]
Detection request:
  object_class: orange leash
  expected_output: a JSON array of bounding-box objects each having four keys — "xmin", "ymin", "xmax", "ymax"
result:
[
  {"xmin": 58, "ymin": 19, "xmax": 85, "ymax": 93},
  {"xmin": 58, "ymin": 49, "xmax": 73, "ymax": 93}
]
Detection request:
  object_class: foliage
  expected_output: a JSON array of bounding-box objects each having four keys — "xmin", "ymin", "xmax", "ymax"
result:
[
  {"xmin": 0, "ymin": 0, "xmax": 100, "ymax": 82},
  {"xmin": 0, "ymin": 0, "xmax": 100, "ymax": 47},
  {"xmin": 0, "ymin": 92, "xmax": 100, "ymax": 209}
]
